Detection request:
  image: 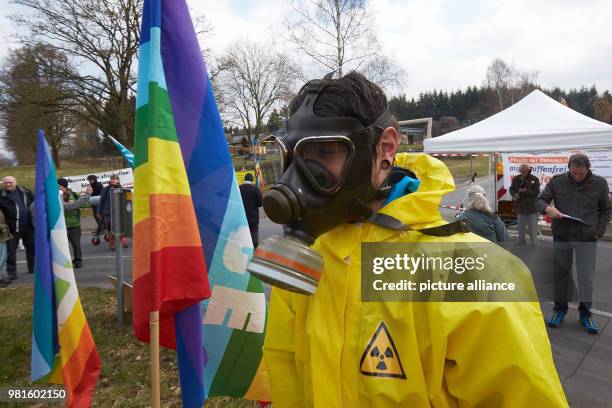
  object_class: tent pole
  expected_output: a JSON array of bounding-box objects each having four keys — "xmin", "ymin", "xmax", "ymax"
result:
[
  {"xmin": 487, "ymin": 154, "xmax": 493, "ymax": 211},
  {"xmin": 493, "ymin": 154, "xmax": 499, "ymax": 212}
]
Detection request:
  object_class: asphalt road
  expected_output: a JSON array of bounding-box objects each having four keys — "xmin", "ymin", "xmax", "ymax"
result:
[{"xmin": 6, "ymin": 216, "xmax": 284, "ymax": 290}]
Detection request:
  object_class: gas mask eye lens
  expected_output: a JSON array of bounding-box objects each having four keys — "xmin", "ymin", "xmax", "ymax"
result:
[
  {"xmin": 302, "ymin": 159, "xmax": 336, "ymax": 190},
  {"xmin": 295, "ymin": 139, "xmax": 352, "ymax": 193},
  {"xmin": 273, "ymin": 139, "xmax": 289, "ymax": 171}
]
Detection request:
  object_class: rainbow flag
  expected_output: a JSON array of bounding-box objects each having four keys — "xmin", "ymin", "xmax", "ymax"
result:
[
  {"xmin": 107, "ymin": 135, "xmax": 135, "ymax": 168},
  {"xmin": 153, "ymin": 0, "xmax": 270, "ymax": 401},
  {"xmin": 31, "ymin": 129, "xmax": 101, "ymax": 407},
  {"xmin": 134, "ymin": 0, "xmax": 211, "ymax": 406},
  {"xmin": 255, "ymin": 157, "xmax": 265, "ymax": 193}
]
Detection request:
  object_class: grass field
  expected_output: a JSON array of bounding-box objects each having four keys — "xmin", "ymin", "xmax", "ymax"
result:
[
  {"xmin": 434, "ymin": 156, "xmax": 492, "ymax": 180},
  {"xmin": 0, "ymin": 154, "xmax": 493, "ymax": 193},
  {"xmin": 0, "ymin": 287, "xmax": 258, "ymax": 408}
]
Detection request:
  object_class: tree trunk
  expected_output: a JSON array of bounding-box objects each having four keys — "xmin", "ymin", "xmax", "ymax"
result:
[
  {"xmin": 51, "ymin": 143, "xmax": 61, "ymax": 168},
  {"xmin": 335, "ymin": 0, "xmax": 343, "ymax": 76},
  {"xmin": 119, "ymin": 121, "xmax": 128, "ymax": 145}
]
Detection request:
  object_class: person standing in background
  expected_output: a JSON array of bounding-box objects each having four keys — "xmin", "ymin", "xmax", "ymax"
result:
[
  {"xmin": 239, "ymin": 173, "xmax": 263, "ymax": 248},
  {"xmin": 58, "ymin": 178, "xmax": 92, "ymax": 268},
  {"xmin": 87, "ymin": 175, "xmax": 104, "ymax": 237},
  {"xmin": 0, "ymin": 176, "xmax": 35, "ymax": 279},
  {"xmin": 97, "ymin": 174, "xmax": 123, "ymax": 250},
  {"xmin": 538, "ymin": 153, "xmax": 611, "ymax": 334},
  {"xmin": 510, "ymin": 164, "xmax": 540, "ymax": 247},
  {"xmin": 0, "ymin": 207, "xmax": 13, "ymax": 287}
]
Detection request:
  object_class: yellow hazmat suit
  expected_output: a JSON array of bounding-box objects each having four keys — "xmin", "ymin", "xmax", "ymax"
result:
[{"xmin": 263, "ymin": 153, "xmax": 568, "ymax": 407}]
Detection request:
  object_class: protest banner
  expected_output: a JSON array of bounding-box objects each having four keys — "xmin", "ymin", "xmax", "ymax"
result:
[
  {"xmin": 502, "ymin": 151, "xmax": 612, "ymax": 193},
  {"xmin": 64, "ymin": 168, "xmax": 134, "ymax": 193}
]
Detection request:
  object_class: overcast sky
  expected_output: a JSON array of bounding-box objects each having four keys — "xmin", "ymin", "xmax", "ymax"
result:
[{"xmin": 1, "ymin": 0, "xmax": 611, "ymax": 98}]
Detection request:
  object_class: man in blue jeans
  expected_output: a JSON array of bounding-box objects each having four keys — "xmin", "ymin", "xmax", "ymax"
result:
[{"xmin": 537, "ymin": 154, "xmax": 610, "ymax": 334}]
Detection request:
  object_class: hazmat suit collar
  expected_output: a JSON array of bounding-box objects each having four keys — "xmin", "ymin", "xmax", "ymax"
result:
[{"xmin": 378, "ymin": 152, "xmax": 455, "ymax": 229}]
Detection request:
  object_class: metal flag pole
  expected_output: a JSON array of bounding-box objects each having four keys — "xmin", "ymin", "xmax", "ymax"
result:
[{"xmin": 111, "ymin": 188, "xmax": 125, "ymax": 325}]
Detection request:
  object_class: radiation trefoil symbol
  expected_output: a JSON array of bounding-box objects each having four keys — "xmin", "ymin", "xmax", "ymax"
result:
[{"xmin": 359, "ymin": 321, "xmax": 406, "ymax": 379}]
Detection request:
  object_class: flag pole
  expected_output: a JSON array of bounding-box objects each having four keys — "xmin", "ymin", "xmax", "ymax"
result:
[{"xmin": 150, "ymin": 311, "xmax": 161, "ymax": 408}]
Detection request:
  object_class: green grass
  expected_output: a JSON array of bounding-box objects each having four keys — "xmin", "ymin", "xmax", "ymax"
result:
[
  {"xmin": 0, "ymin": 287, "xmax": 258, "ymax": 408},
  {"xmin": 435, "ymin": 156, "xmax": 491, "ymax": 179}
]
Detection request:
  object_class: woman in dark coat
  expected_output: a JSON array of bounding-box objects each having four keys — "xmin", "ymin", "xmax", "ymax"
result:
[{"xmin": 458, "ymin": 185, "xmax": 509, "ymax": 243}]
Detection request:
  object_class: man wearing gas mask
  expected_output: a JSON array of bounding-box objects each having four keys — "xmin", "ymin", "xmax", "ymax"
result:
[{"xmin": 255, "ymin": 72, "xmax": 567, "ymax": 407}]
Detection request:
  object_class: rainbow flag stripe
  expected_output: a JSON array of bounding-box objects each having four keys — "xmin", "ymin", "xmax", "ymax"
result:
[
  {"xmin": 151, "ymin": 0, "xmax": 270, "ymax": 401},
  {"xmin": 134, "ymin": 0, "xmax": 211, "ymax": 405},
  {"xmin": 31, "ymin": 130, "xmax": 101, "ymax": 407}
]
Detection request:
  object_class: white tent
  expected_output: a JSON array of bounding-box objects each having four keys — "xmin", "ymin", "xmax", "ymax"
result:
[{"xmin": 424, "ymin": 89, "xmax": 612, "ymax": 153}]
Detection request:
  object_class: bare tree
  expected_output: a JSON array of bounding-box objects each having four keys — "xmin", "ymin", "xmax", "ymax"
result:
[
  {"xmin": 11, "ymin": 0, "xmax": 142, "ymax": 146},
  {"xmin": 217, "ymin": 39, "xmax": 296, "ymax": 138},
  {"xmin": 0, "ymin": 44, "xmax": 80, "ymax": 166},
  {"xmin": 486, "ymin": 59, "xmax": 512, "ymax": 111},
  {"xmin": 286, "ymin": 0, "xmax": 403, "ymax": 88},
  {"xmin": 486, "ymin": 58, "xmax": 538, "ymax": 111}
]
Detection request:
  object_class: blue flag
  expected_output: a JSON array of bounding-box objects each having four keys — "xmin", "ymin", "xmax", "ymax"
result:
[{"xmin": 107, "ymin": 135, "xmax": 134, "ymax": 168}]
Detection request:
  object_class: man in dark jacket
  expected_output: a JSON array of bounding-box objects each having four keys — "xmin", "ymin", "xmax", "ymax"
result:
[
  {"xmin": 0, "ymin": 176, "xmax": 35, "ymax": 280},
  {"xmin": 510, "ymin": 163, "xmax": 540, "ymax": 247},
  {"xmin": 537, "ymin": 153, "xmax": 611, "ymax": 334},
  {"xmin": 97, "ymin": 174, "xmax": 126, "ymax": 250},
  {"xmin": 239, "ymin": 173, "xmax": 263, "ymax": 247},
  {"xmin": 87, "ymin": 175, "xmax": 104, "ymax": 236}
]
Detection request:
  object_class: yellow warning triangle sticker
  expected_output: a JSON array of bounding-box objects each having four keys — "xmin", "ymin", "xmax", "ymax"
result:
[{"xmin": 360, "ymin": 321, "xmax": 406, "ymax": 379}]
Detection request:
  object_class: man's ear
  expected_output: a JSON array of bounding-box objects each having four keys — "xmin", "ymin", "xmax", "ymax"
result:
[{"xmin": 377, "ymin": 127, "xmax": 398, "ymax": 163}]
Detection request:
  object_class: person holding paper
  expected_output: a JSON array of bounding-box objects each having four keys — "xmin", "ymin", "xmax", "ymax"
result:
[{"xmin": 537, "ymin": 153, "xmax": 611, "ymax": 334}]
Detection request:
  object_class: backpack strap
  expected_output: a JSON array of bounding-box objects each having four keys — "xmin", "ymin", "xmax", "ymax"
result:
[{"xmin": 368, "ymin": 212, "xmax": 471, "ymax": 237}]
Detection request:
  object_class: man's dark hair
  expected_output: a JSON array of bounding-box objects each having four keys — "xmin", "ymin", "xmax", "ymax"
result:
[
  {"xmin": 57, "ymin": 178, "xmax": 69, "ymax": 188},
  {"xmin": 289, "ymin": 71, "xmax": 398, "ymax": 130},
  {"xmin": 568, "ymin": 153, "xmax": 591, "ymax": 169},
  {"xmin": 87, "ymin": 175, "xmax": 98, "ymax": 182},
  {"xmin": 244, "ymin": 173, "xmax": 254, "ymax": 182}
]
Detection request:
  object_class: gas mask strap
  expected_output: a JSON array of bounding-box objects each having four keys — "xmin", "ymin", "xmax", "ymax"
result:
[
  {"xmin": 368, "ymin": 212, "xmax": 472, "ymax": 237},
  {"xmin": 369, "ymin": 105, "xmax": 394, "ymax": 129}
]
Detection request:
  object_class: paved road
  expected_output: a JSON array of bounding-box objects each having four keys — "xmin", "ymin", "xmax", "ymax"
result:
[{"xmin": 7, "ymin": 216, "xmax": 284, "ymax": 289}]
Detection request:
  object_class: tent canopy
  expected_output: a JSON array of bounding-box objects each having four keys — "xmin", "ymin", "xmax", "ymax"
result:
[{"xmin": 424, "ymin": 90, "xmax": 612, "ymax": 153}]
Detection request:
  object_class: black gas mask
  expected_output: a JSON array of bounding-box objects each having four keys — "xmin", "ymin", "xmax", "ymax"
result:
[{"xmin": 247, "ymin": 77, "xmax": 394, "ymax": 295}]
